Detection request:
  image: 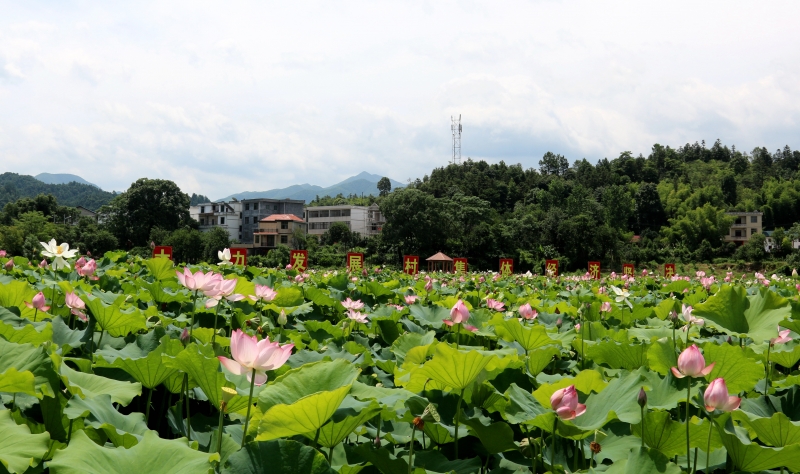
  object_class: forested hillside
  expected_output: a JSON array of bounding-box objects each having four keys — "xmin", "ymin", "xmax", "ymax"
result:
[
  {"xmin": 375, "ymin": 140, "xmax": 800, "ymax": 271},
  {"xmin": 0, "ymin": 172, "xmax": 114, "ymax": 210}
]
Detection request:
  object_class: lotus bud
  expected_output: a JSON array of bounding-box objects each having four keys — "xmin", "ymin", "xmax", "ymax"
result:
[
  {"xmin": 637, "ymin": 387, "xmax": 647, "ymax": 408},
  {"xmin": 556, "ymin": 318, "xmax": 562, "ymax": 329},
  {"xmin": 39, "ymin": 259, "xmax": 48, "ymax": 268},
  {"xmin": 726, "ymin": 336, "xmax": 733, "ymax": 345},
  {"xmin": 4, "ymin": 260, "xmax": 13, "ymax": 271},
  {"xmin": 374, "ymin": 436, "xmax": 381, "ymax": 447},
  {"xmin": 590, "ymin": 441, "xmax": 601, "ymax": 454},
  {"xmin": 180, "ymin": 328, "xmax": 190, "ymax": 345},
  {"xmin": 278, "ymin": 309, "xmax": 287, "ymax": 326}
]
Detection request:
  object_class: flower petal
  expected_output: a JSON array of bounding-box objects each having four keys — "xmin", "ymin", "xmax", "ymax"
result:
[{"xmin": 217, "ymin": 356, "xmax": 245, "ymax": 375}]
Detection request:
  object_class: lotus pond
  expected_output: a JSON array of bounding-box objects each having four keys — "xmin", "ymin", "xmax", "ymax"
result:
[{"xmin": 2, "ymin": 250, "xmax": 800, "ymax": 474}]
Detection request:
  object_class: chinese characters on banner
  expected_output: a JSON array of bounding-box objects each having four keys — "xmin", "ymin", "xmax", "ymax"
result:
[
  {"xmin": 499, "ymin": 259, "xmax": 514, "ymax": 276},
  {"xmin": 664, "ymin": 263, "xmax": 676, "ymax": 278},
  {"xmin": 153, "ymin": 246, "xmax": 173, "ymax": 260},
  {"xmin": 403, "ymin": 255, "xmax": 419, "ymax": 275},
  {"xmin": 290, "ymin": 250, "xmax": 308, "ymax": 272},
  {"xmin": 588, "ymin": 261, "xmax": 601, "ymax": 279},
  {"xmin": 347, "ymin": 253, "xmax": 364, "ymax": 272},
  {"xmin": 230, "ymin": 248, "xmax": 247, "ymax": 266},
  {"xmin": 453, "ymin": 258, "xmax": 468, "ymax": 273},
  {"xmin": 545, "ymin": 259, "xmax": 559, "ymax": 277},
  {"xmin": 622, "ymin": 263, "xmax": 634, "ymax": 276}
]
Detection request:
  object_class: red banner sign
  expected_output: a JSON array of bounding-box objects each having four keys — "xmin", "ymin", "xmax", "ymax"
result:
[
  {"xmin": 664, "ymin": 263, "xmax": 676, "ymax": 278},
  {"xmin": 545, "ymin": 259, "xmax": 559, "ymax": 277},
  {"xmin": 622, "ymin": 263, "xmax": 634, "ymax": 276},
  {"xmin": 347, "ymin": 253, "xmax": 364, "ymax": 272},
  {"xmin": 403, "ymin": 255, "xmax": 419, "ymax": 275},
  {"xmin": 153, "ymin": 246, "xmax": 173, "ymax": 261},
  {"xmin": 290, "ymin": 250, "xmax": 308, "ymax": 272},
  {"xmin": 453, "ymin": 258, "xmax": 468, "ymax": 273},
  {"xmin": 588, "ymin": 261, "xmax": 601, "ymax": 279},
  {"xmin": 499, "ymin": 259, "xmax": 514, "ymax": 276},
  {"xmin": 230, "ymin": 248, "xmax": 247, "ymax": 266}
]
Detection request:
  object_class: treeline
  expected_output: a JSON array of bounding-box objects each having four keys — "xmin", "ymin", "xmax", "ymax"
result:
[
  {"xmin": 0, "ymin": 172, "xmax": 115, "ymax": 210},
  {"xmin": 368, "ymin": 141, "xmax": 800, "ymax": 272}
]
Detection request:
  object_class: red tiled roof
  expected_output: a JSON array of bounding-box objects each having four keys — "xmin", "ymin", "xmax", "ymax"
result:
[{"xmin": 260, "ymin": 214, "xmax": 304, "ymax": 223}]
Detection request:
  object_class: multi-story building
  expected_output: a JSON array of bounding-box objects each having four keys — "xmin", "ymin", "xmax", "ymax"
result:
[
  {"xmin": 253, "ymin": 214, "xmax": 307, "ymax": 252},
  {"xmin": 366, "ymin": 203, "xmax": 385, "ymax": 236},
  {"xmin": 240, "ymin": 198, "xmax": 305, "ymax": 244},
  {"xmin": 305, "ymin": 205, "xmax": 370, "ymax": 238},
  {"xmin": 190, "ymin": 200, "xmax": 242, "ymax": 242},
  {"xmin": 724, "ymin": 211, "xmax": 763, "ymax": 245}
]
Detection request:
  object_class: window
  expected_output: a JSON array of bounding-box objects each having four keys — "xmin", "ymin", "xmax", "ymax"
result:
[
  {"xmin": 341, "ymin": 209, "xmax": 351, "ymax": 217},
  {"xmin": 253, "ymin": 203, "xmax": 259, "ymax": 210},
  {"xmin": 751, "ymin": 215, "xmax": 758, "ymax": 223},
  {"xmin": 752, "ymin": 228, "xmax": 757, "ymax": 235},
  {"xmin": 331, "ymin": 210, "xmax": 341, "ymax": 217},
  {"xmin": 310, "ymin": 222, "xmax": 329, "ymax": 230},
  {"xmin": 212, "ymin": 205, "xmax": 217, "ymax": 212},
  {"xmin": 319, "ymin": 210, "xmax": 329, "ymax": 217},
  {"xmin": 200, "ymin": 218, "xmax": 205, "ymax": 225},
  {"xmin": 273, "ymin": 205, "xmax": 278, "ymax": 210},
  {"xmin": 239, "ymin": 226, "xmax": 242, "ymax": 231},
  {"xmin": 255, "ymin": 235, "xmax": 260, "ymax": 243},
  {"xmin": 280, "ymin": 235, "xmax": 288, "ymax": 244},
  {"xmin": 200, "ymin": 206, "xmax": 205, "ymax": 213},
  {"xmin": 735, "ymin": 217, "xmax": 742, "ymax": 224},
  {"xmin": 244, "ymin": 217, "xmax": 249, "ymax": 224},
  {"xmin": 308, "ymin": 211, "xmax": 319, "ymax": 218},
  {"xmin": 245, "ymin": 203, "xmax": 250, "ymax": 210},
  {"xmin": 281, "ymin": 221, "xmax": 288, "ymax": 229},
  {"xmin": 734, "ymin": 230, "xmax": 742, "ymax": 237},
  {"xmin": 220, "ymin": 217, "xmax": 225, "ymax": 224}
]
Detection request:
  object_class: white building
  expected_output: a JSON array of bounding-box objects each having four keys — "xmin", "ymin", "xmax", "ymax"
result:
[
  {"xmin": 190, "ymin": 200, "xmax": 242, "ymax": 242},
  {"xmin": 304, "ymin": 205, "xmax": 368, "ymax": 237}
]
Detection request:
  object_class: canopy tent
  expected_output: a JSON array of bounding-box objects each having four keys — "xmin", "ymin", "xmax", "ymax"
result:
[{"xmin": 426, "ymin": 252, "xmax": 453, "ymax": 273}]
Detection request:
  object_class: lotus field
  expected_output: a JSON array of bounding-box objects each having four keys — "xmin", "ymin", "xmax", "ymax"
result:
[{"xmin": 4, "ymin": 245, "xmax": 800, "ymax": 473}]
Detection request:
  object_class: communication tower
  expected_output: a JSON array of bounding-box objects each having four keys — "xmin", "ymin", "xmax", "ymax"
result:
[{"xmin": 451, "ymin": 114, "xmax": 461, "ymax": 165}]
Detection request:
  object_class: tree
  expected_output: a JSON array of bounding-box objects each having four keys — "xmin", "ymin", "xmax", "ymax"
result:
[
  {"xmin": 99, "ymin": 178, "xmax": 191, "ymax": 248},
  {"xmin": 202, "ymin": 227, "xmax": 231, "ymax": 262},
  {"xmin": 377, "ymin": 177, "xmax": 392, "ymax": 197},
  {"xmin": 634, "ymin": 183, "xmax": 667, "ymax": 233},
  {"xmin": 539, "ymin": 152, "xmax": 569, "ymax": 177}
]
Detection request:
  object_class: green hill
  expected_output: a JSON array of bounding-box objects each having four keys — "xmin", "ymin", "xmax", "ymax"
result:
[{"xmin": 0, "ymin": 172, "xmax": 115, "ymax": 211}]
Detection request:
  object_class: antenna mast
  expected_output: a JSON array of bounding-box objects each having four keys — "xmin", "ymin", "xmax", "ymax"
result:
[{"xmin": 451, "ymin": 114, "xmax": 461, "ymax": 165}]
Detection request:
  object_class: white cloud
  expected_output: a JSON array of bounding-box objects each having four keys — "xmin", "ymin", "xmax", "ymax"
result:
[{"xmin": 1, "ymin": 0, "xmax": 800, "ymax": 198}]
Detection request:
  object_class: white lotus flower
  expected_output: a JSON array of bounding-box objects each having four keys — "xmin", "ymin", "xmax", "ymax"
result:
[
  {"xmin": 218, "ymin": 248, "xmax": 232, "ymax": 265},
  {"xmin": 611, "ymin": 285, "xmax": 633, "ymax": 309},
  {"xmin": 40, "ymin": 239, "xmax": 78, "ymax": 270}
]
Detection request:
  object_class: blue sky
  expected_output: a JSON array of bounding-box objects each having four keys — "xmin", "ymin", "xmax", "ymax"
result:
[{"xmin": 1, "ymin": 1, "xmax": 799, "ymax": 198}]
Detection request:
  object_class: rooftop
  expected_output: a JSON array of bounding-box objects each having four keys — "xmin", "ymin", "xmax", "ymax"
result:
[{"xmin": 260, "ymin": 214, "xmax": 305, "ymax": 223}]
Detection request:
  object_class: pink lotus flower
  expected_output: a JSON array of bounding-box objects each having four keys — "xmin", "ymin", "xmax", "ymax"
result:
[
  {"xmin": 205, "ymin": 279, "xmax": 245, "ymax": 308},
  {"xmin": 285, "ymin": 264, "xmax": 292, "ymax": 270},
  {"xmin": 346, "ymin": 309, "xmax": 368, "ymax": 324},
  {"xmin": 704, "ymin": 378, "xmax": 740, "ymax": 412},
  {"xmin": 25, "ymin": 291, "xmax": 50, "ymax": 312},
  {"xmin": 39, "ymin": 259, "xmax": 48, "ymax": 268},
  {"xmin": 4, "ymin": 260, "xmax": 12, "ymax": 270},
  {"xmin": 450, "ymin": 300, "xmax": 470, "ymax": 324},
  {"xmin": 771, "ymin": 327, "xmax": 792, "ymax": 345},
  {"xmin": 575, "ymin": 323, "xmax": 581, "ymax": 332},
  {"xmin": 600, "ymin": 302, "xmax": 612, "ymax": 312},
  {"xmin": 341, "ymin": 298, "xmax": 365, "ymax": 311},
  {"xmin": 444, "ymin": 320, "xmax": 478, "ymax": 332},
  {"xmin": 486, "ymin": 298, "xmax": 505, "ymax": 311},
  {"xmin": 217, "ymin": 329, "xmax": 294, "ymax": 386},
  {"xmin": 249, "ymin": 284, "xmax": 277, "ymax": 302},
  {"xmin": 425, "ymin": 279, "xmax": 433, "ymax": 292},
  {"xmin": 671, "ymin": 345, "xmax": 715, "ymax": 379},
  {"xmin": 0, "ymin": 250, "xmax": 6, "ymax": 257},
  {"xmin": 65, "ymin": 292, "xmax": 87, "ymax": 322},
  {"xmin": 550, "ymin": 385, "xmax": 586, "ymax": 420},
  {"xmin": 404, "ymin": 295, "xmax": 419, "ymax": 305},
  {"xmin": 75, "ymin": 256, "xmax": 87, "ymax": 269},
  {"xmin": 77, "ymin": 259, "xmax": 98, "ymax": 280},
  {"xmin": 176, "ymin": 268, "xmax": 223, "ymax": 294},
  {"xmin": 680, "ymin": 304, "xmax": 704, "ymax": 331},
  {"xmin": 518, "ymin": 303, "xmax": 537, "ymax": 320}
]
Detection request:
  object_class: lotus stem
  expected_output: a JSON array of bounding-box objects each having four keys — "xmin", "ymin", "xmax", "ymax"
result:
[
  {"xmin": 145, "ymin": 387, "xmax": 153, "ymax": 425},
  {"xmin": 33, "ymin": 309, "xmax": 38, "ymax": 322},
  {"xmin": 552, "ymin": 417, "xmax": 558, "ymax": 469},
  {"xmin": 216, "ymin": 405, "xmax": 225, "ymax": 455},
  {"xmin": 641, "ymin": 405, "xmax": 645, "ymax": 448},
  {"xmin": 765, "ymin": 343, "xmax": 772, "ymax": 397},
  {"xmin": 212, "ymin": 303, "xmax": 222, "ymax": 345},
  {"xmin": 705, "ymin": 416, "xmax": 714, "ymax": 474},
  {"xmin": 241, "ymin": 367, "xmax": 257, "ymax": 448},
  {"xmin": 189, "ymin": 290, "xmax": 198, "ymax": 339},
  {"xmin": 693, "ymin": 447, "xmax": 698, "ymax": 473},
  {"xmin": 686, "ymin": 381, "xmax": 692, "ymax": 474},
  {"xmin": 408, "ymin": 426, "xmax": 416, "ymax": 474},
  {"xmin": 185, "ymin": 373, "xmax": 192, "ymax": 443},
  {"xmin": 456, "ymin": 323, "xmax": 461, "ymax": 350},
  {"xmin": 454, "ymin": 388, "xmax": 464, "ymax": 458},
  {"xmin": 67, "ymin": 418, "xmax": 73, "ymax": 443},
  {"xmin": 96, "ymin": 330, "xmax": 104, "ymax": 353}
]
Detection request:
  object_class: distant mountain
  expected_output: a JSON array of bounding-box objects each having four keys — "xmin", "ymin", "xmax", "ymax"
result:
[
  {"xmin": 35, "ymin": 173, "xmax": 100, "ymax": 189},
  {"xmin": 216, "ymin": 172, "xmax": 405, "ymax": 203},
  {"xmin": 0, "ymin": 172, "xmax": 115, "ymax": 210}
]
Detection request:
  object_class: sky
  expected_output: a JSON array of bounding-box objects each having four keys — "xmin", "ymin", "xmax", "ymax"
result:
[{"xmin": 1, "ymin": 1, "xmax": 799, "ymax": 199}]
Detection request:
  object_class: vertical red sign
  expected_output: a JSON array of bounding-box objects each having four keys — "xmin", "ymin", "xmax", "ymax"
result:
[
  {"xmin": 622, "ymin": 263, "xmax": 634, "ymax": 276},
  {"xmin": 453, "ymin": 258, "xmax": 468, "ymax": 273},
  {"xmin": 347, "ymin": 253, "xmax": 364, "ymax": 272},
  {"xmin": 153, "ymin": 246, "xmax": 173, "ymax": 260},
  {"xmin": 499, "ymin": 259, "xmax": 514, "ymax": 276},
  {"xmin": 664, "ymin": 263, "xmax": 676, "ymax": 278},
  {"xmin": 545, "ymin": 259, "xmax": 559, "ymax": 277},
  {"xmin": 588, "ymin": 261, "xmax": 601, "ymax": 279},
  {"xmin": 403, "ymin": 255, "xmax": 419, "ymax": 275},
  {"xmin": 290, "ymin": 250, "xmax": 308, "ymax": 272},
  {"xmin": 230, "ymin": 248, "xmax": 247, "ymax": 266}
]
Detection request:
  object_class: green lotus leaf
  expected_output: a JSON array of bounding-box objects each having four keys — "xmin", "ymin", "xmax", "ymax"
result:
[
  {"xmin": 59, "ymin": 363, "xmax": 141, "ymax": 406},
  {"xmin": 630, "ymin": 411, "xmax": 722, "ymax": 458},
  {"xmin": 604, "ymin": 447, "xmax": 682, "ymax": 474},
  {"xmin": 499, "ymin": 317, "xmax": 557, "ymax": 352},
  {"xmin": 0, "ymin": 320, "xmax": 52, "ymax": 346},
  {"xmin": 533, "ymin": 369, "xmax": 608, "ymax": 408},
  {"xmin": 304, "ymin": 398, "xmax": 382, "ymax": 448},
  {"xmin": 0, "ymin": 409, "xmax": 50, "ymax": 474},
  {"xmin": 136, "ymin": 279, "xmax": 186, "ymax": 303},
  {"xmin": 646, "ymin": 338, "xmax": 678, "ymax": 376},
  {"xmin": 0, "ymin": 367, "xmax": 37, "ymax": 397},
  {"xmin": 420, "ymin": 344, "xmax": 494, "ymax": 391},
  {"xmin": 304, "ymin": 287, "xmax": 338, "ymax": 307},
  {"xmin": 572, "ymin": 370, "xmax": 646, "ymax": 431},
  {"xmin": 256, "ymin": 384, "xmax": 352, "ymax": 441},
  {"xmin": 364, "ymin": 281, "xmax": 394, "ymax": 298},
  {"xmin": 258, "ymin": 359, "xmax": 359, "ymax": 412},
  {"xmin": 407, "ymin": 304, "xmax": 451, "ymax": 329},
  {"xmin": 0, "ymin": 338, "xmax": 58, "ymax": 398},
  {"xmin": 585, "ymin": 340, "xmax": 649, "ymax": 370},
  {"xmin": 273, "ymin": 287, "xmax": 305, "ymax": 307},
  {"xmin": 768, "ymin": 342, "xmax": 800, "ymax": 369},
  {"xmin": 527, "ymin": 345, "xmax": 560, "ymax": 376},
  {"xmin": 653, "ymin": 299, "xmax": 680, "ymax": 320},
  {"xmin": 692, "ymin": 285, "xmax": 791, "ymax": 344},
  {"xmin": 49, "ymin": 429, "xmax": 215, "ymax": 474},
  {"xmin": 84, "ymin": 295, "xmax": 147, "ymax": 337},
  {"xmin": 461, "ymin": 415, "xmax": 517, "ymax": 454},
  {"xmin": 64, "ymin": 395, "xmax": 150, "ymax": 448},
  {"xmin": 96, "ymin": 337, "xmax": 182, "ymax": 389},
  {"xmin": 699, "ymin": 342, "xmax": 763, "ymax": 393},
  {"xmin": 715, "ymin": 412, "xmax": 800, "ymax": 472},
  {"xmin": 733, "ymin": 410, "xmax": 800, "ymax": 447},
  {"xmin": 0, "ymin": 280, "xmax": 40, "ymax": 320},
  {"xmin": 223, "ymin": 439, "xmax": 336, "ymax": 474},
  {"xmin": 143, "ymin": 257, "xmax": 176, "ymax": 281}
]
